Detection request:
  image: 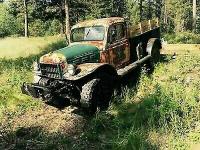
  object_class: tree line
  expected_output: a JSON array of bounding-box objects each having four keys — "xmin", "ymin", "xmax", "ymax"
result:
[{"xmin": 0, "ymin": 0, "xmax": 199, "ymax": 38}]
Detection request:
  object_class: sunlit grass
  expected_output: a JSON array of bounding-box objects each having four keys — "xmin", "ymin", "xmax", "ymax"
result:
[
  {"xmin": 0, "ymin": 37, "xmax": 66, "ymax": 121},
  {"xmin": 162, "ymin": 44, "xmax": 200, "ymax": 54},
  {"xmin": 0, "ymin": 43, "xmax": 200, "ymax": 149},
  {"xmin": 0, "ymin": 36, "xmax": 65, "ymax": 58},
  {"xmin": 78, "ymin": 46, "xmax": 200, "ymax": 150}
]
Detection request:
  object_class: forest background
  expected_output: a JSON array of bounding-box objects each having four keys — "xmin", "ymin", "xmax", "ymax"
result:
[{"xmin": 0, "ymin": 0, "xmax": 199, "ymax": 44}]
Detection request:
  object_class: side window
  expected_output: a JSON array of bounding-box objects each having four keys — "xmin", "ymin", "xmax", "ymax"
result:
[
  {"xmin": 116, "ymin": 24, "xmax": 125, "ymax": 40},
  {"xmin": 108, "ymin": 25, "xmax": 117, "ymax": 44},
  {"xmin": 108, "ymin": 23, "xmax": 125, "ymax": 44}
]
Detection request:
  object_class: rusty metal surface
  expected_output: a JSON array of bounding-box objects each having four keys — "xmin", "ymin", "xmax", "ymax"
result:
[
  {"xmin": 117, "ymin": 55, "xmax": 151, "ymax": 76},
  {"xmin": 106, "ymin": 39, "xmax": 130, "ymax": 69},
  {"xmin": 72, "ymin": 17, "xmax": 125, "ymax": 29},
  {"xmin": 70, "ymin": 41, "xmax": 104, "ymax": 51},
  {"xmin": 65, "ymin": 63, "xmax": 108, "ymax": 80},
  {"xmin": 40, "ymin": 53, "xmax": 66, "ymax": 64},
  {"xmin": 70, "ymin": 17, "xmax": 131, "ymax": 70},
  {"xmin": 39, "ymin": 17, "xmax": 160, "ymax": 81}
]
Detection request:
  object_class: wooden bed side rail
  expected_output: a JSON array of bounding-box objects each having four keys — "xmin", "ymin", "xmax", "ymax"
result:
[{"xmin": 128, "ymin": 18, "xmax": 159, "ymax": 38}]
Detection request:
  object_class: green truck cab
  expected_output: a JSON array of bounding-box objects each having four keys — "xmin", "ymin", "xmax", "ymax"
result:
[{"xmin": 22, "ymin": 17, "xmax": 161, "ymax": 113}]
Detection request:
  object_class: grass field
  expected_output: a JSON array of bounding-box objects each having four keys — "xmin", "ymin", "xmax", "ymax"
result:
[
  {"xmin": 0, "ymin": 36, "xmax": 65, "ymax": 58},
  {"xmin": 0, "ymin": 37, "xmax": 200, "ymax": 150}
]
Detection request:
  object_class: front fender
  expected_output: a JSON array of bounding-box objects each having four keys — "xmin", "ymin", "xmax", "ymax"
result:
[{"xmin": 65, "ymin": 63, "xmax": 117, "ymax": 81}]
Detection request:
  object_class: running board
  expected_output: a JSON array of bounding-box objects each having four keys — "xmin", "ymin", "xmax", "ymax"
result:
[{"xmin": 117, "ymin": 55, "xmax": 151, "ymax": 76}]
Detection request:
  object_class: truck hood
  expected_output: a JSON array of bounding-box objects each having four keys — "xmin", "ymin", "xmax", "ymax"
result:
[{"xmin": 40, "ymin": 44, "xmax": 100, "ymax": 64}]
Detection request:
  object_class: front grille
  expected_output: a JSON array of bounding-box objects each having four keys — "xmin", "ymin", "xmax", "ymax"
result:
[{"xmin": 40, "ymin": 63, "xmax": 63, "ymax": 79}]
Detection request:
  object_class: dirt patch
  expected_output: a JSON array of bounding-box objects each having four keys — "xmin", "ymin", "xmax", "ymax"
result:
[
  {"xmin": 0, "ymin": 103, "xmax": 89, "ymax": 150},
  {"xmin": 10, "ymin": 104, "xmax": 87, "ymax": 136}
]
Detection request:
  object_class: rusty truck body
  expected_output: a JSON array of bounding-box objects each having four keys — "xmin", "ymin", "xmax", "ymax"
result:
[{"xmin": 22, "ymin": 17, "xmax": 161, "ymax": 113}]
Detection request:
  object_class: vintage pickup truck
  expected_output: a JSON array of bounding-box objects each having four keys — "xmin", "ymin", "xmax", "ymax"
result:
[{"xmin": 22, "ymin": 17, "xmax": 161, "ymax": 113}]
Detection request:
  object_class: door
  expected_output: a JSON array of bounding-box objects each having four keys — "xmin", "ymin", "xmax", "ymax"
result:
[{"xmin": 107, "ymin": 23, "xmax": 130, "ymax": 68}]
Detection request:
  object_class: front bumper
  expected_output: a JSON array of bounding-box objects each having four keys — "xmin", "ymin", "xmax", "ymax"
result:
[
  {"xmin": 21, "ymin": 80, "xmax": 80, "ymax": 103},
  {"xmin": 21, "ymin": 83, "xmax": 51, "ymax": 99}
]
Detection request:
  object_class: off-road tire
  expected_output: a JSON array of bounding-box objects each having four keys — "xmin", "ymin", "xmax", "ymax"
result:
[
  {"xmin": 151, "ymin": 42, "xmax": 161, "ymax": 63},
  {"xmin": 80, "ymin": 74, "xmax": 114, "ymax": 114},
  {"xmin": 80, "ymin": 79, "xmax": 100, "ymax": 114},
  {"xmin": 145, "ymin": 39, "xmax": 161, "ymax": 73}
]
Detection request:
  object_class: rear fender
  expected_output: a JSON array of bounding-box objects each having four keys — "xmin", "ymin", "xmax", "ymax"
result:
[{"xmin": 146, "ymin": 38, "xmax": 162, "ymax": 56}]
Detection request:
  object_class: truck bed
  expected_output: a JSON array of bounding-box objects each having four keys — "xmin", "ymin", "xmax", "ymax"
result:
[
  {"xmin": 127, "ymin": 19, "xmax": 160, "ymax": 63},
  {"xmin": 129, "ymin": 27, "xmax": 160, "ymax": 63}
]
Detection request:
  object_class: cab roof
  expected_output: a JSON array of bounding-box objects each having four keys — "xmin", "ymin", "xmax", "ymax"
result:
[{"xmin": 72, "ymin": 17, "xmax": 125, "ymax": 29}]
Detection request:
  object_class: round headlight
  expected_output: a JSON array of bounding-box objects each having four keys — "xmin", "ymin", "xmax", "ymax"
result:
[{"xmin": 67, "ymin": 64, "xmax": 76, "ymax": 75}]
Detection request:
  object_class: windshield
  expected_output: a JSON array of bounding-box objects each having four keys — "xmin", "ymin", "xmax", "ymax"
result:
[{"xmin": 71, "ymin": 26, "xmax": 105, "ymax": 42}]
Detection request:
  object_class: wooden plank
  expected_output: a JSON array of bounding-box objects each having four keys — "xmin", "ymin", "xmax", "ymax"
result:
[
  {"xmin": 140, "ymin": 20, "xmax": 150, "ymax": 33},
  {"xmin": 128, "ymin": 24, "xmax": 141, "ymax": 37},
  {"xmin": 129, "ymin": 18, "xmax": 159, "ymax": 38},
  {"xmin": 150, "ymin": 18, "xmax": 159, "ymax": 29}
]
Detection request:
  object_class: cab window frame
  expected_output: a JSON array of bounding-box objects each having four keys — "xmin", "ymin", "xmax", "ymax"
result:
[
  {"xmin": 70, "ymin": 25, "xmax": 105, "ymax": 42},
  {"xmin": 107, "ymin": 23, "xmax": 126, "ymax": 44}
]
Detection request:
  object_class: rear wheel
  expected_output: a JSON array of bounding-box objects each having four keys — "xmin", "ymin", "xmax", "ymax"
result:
[
  {"xmin": 151, "ymin": 41, "xmax": 161, "ymax": 63},
  {"xmin": 145, "ymin": 39, "xmax": 161, "ymax": 73}
]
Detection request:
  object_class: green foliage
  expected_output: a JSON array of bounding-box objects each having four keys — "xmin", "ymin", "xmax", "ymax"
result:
[
  {"xmin": 73, "ymin": 51, "xmax": 200, "ymax": 150},
  {"xmin": 164, "ymin": 32, "xmax": 200, "ymax": 44},
  {"xmin": 0, "ymin": 39, "xmax": 200, "ymax": 149},
  {"xmin": 0, "ymin": 38, "xmax": 66, "ymax": 118},
  {"xmin": 1, "ymin": 0, "xmax": 199, "ymax": 37},
  {"xmin": 29, "ymin": 19, "xmax": 62, "ymax": 36},
  {"xmin": 29, "ymin": 19, "xmax": 47, "ymax": 36},
  {"xmin": 165, "ymin": 0, "xmax": 192, "ymax": 33},
  {"xmin": 0, "ymin": 4, "xmax": 21, "ymax": 37},
  {"xmin": 46, "ymin": 19, "xmax": 62, "ymax": 36},
  {"xmin": 125, "ymin": 0, "xmax": 140, "ymax": 25}
]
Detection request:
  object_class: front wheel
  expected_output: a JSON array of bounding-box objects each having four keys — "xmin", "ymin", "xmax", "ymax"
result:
[
  {"xmin": 80, "ymin": 74, "xmax": 114, "ymax": 114},
  {"xmin": 80, "ymin": 79, "xmax": 99, "ymax": 114}
]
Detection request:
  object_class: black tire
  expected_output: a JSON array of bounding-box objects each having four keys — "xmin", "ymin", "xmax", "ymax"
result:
[
  {"xmin": 80, "ymin": 74, "xmax": 114, "ymax": 114},
  {"xmin": 145, "ymin": 39, "xmax": 161, "ymax": 73},
  {"xmin": 80, "ymin": 79, "xmax": 100, "ymax": 114},
  {"xmin": 151, "ymin": 41, "xmax": 161, "ymax": 63},
  {"xmin": 146, "ymin": 38, "xmax": 161, "ymax": 63}
]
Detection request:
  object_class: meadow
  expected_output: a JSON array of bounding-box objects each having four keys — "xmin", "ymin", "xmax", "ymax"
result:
[
  {"xmin": 0, "ymin": 36, "xmax": 64, "ymax": 58},
  {"xmin": 0, "ymin": 37, "xmax": 200, "ymax": 150}
]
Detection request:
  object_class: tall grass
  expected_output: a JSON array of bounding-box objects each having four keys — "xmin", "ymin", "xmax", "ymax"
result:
[
  {"xmin": 0, "ymin": 38, "xmax": 66, "ymax": 119},
  {"xmin": 0, "ymin": 36, "xmax": 64, "ymax": 58},
  {"xmin": 0, "ymin": 44, "xmax": 200, "ymax": 150},
  {"xmin": 75, "ymin": 53, "xmax": 200, "ymax": 150}
]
